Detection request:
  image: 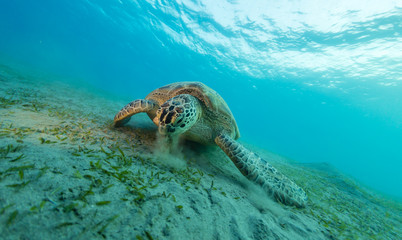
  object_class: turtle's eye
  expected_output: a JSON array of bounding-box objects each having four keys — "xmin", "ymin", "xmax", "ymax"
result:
[{"xmin": 175, "ymin": 107, "xmax": 184, "ymax": 113}]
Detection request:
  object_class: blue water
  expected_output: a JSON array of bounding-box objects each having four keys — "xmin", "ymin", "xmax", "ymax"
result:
[{"xmin": 1, "ymin": 0, "xmax": 401, "ymax": 199}]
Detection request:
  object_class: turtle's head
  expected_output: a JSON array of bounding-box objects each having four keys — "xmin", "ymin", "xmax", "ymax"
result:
[{"xmin": 154, "ymin": 94, "xmax": 201, "ymax": 136}]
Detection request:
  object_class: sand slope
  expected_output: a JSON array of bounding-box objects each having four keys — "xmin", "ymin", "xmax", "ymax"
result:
[{"xmin": 0, "ymin": 65, "xmax": 401, "ymax": 240}]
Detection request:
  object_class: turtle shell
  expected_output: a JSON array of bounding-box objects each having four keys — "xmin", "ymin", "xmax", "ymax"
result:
[{"xmin": 146, "ymin": 82, "xmax": 240, "ymax": 139}]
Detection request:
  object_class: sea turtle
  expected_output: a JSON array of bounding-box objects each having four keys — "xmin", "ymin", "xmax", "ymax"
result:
[{"xmin": 114, "ymin": 82, "xmax": 307, "ymax": 207}]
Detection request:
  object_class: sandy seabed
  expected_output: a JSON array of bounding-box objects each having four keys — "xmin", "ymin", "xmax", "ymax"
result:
[{"xmin": 0, "ymin": 64, "xmax": 401, "ymax": 240}]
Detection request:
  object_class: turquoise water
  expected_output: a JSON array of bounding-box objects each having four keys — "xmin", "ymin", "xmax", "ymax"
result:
[{"xmin": 1, "ymin": 0, "xmax": 401, "ymax": 200}]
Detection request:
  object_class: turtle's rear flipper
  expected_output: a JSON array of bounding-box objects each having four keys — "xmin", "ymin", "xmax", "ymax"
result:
[
  {"xmin": 114, "ymin": 99, "xmax": 158, "ymax": 127},
  {"xmin": 215, "ymin": 134, "xmax": 307, "ymax": 208}
]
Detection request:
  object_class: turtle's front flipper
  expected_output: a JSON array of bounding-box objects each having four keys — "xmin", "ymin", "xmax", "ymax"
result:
[
  {"xmin": 215, "ymin": 134, "xmax": 307, "ymax": 208},
  {"xmin": 114, "ymin": 99, "xmax": 158, "ymax": 127}
]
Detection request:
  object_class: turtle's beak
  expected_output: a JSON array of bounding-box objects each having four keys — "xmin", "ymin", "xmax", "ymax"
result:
[
  {"xmin": 155, "ymin": 106, "xmax": 180, "ymax": 136},
  {"xmin": 158, "ymin": 124, "xmax": 167, "ymax": 135},
  {"xmin": 158, "ymin": 122, "xmax": 177, "ymax": 135}
]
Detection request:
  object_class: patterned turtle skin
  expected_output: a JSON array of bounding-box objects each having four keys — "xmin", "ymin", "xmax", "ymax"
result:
[{"xmin": 114, "ymin": 82, "xmax": 307, "ymax": 207}]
